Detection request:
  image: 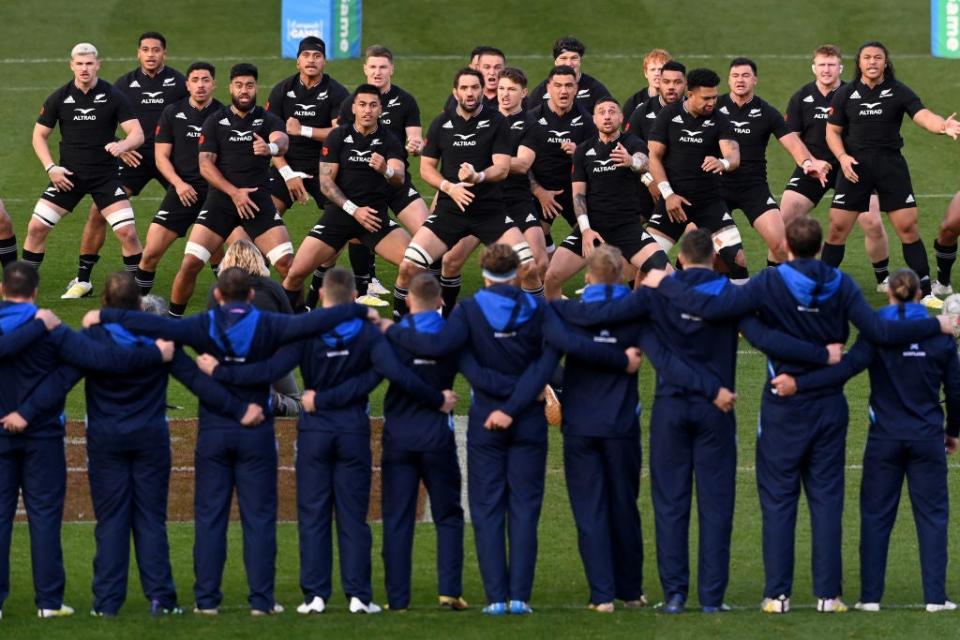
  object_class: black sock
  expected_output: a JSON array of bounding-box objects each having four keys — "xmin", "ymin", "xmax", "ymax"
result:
[
  {"xmin": 0, "ymin": 236, "xmax": 16, "ymax": 267},
  {"xmin": 545, "ymin": 233, "xmax": 556, "ymax": 254},
  {"xmin": 348, "ymin": 244, "xmax": 371, "ymax": 281},
  {"xmin": 872, "ymin": 257, "xmax": 890, "ymax": 285},
  {"xmin": 210, "ymin": 262, "xmax": 221, "ymax": 277},
  {"xmin": 902, "ymin": 239, "xmax": 932, "ymax": 296},
  {"xmin": 428, "ymin": 259, "xmax": 443, "ymax": 281},
  {"xmin": 820, "ymin": 242, "xmax": 845, "ymax": 267},
  {"xmin": 440, "ymin": 275, "xmax": 462, "ymax": 318},
  {"xmin": 368, "ymin": 250, "xmax": 378, "ymax": 281},
  {"xmin": 77, "ymin": 254, "xmax": 100, "ymax": 282},
  {"xmin": 393, "ymin": 285, "xmax": 408, "ymax": 320},
  {"xmin": 934, "ymin": 240, "xmax": 956, "ymax": 286},
  {"xmin": 717, "ymin": 245, "xmax": 749, "ymax": 282},
  {"xmin": 523, "ymin": 285, "xmax": 545, "ymax": 298},
  {"xmin": 284, "ymin": 286, "xmax": 303, "ymax": 312},
  {"xmin": 355, "ymin": 274, "xmax": 370, "ymax": 297},
  {"xmin": 21, "ymin": 249, "xmax": 44, "ymax": 270},
  {"xmin": 305, "ymin": 267, "xmax": 327, "ymax": 309},
  {"xmin": 674, "ymin": 256, "xmax": 684, "ymax": 271},
  {"xmin": 123, "ymin": 253, "xmax": 141, "ymax": 274},
  {"xmin": 168, "ymin": 302, "xmax": 187, "ymax": 319},
  {"xmin": 766, "ymin": 259, "xmax": 780, "ymax": 269},
  {"xmin": 134, "ymin": 268, "xmax": 155, "ymax": 295}
]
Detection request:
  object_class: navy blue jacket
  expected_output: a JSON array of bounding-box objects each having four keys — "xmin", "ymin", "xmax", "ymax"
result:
[
  {"xmin": 100, "ymin": 302, "xmax": 368, "ymax": 431},
  {"xmin": 20, "ymin": 323, "xmax": 249, "ymax": 451},
  {"xmin": 386, "ymin": 285, "xmax": 559, "ymax": 418},
  {"xmin": 0, "ymin": 302, "xmax": 164, "ymax": 438},
  {"xmin": 211, "ymin": 314, "xmax": 444, "ymax": 435},
  {"xmin": 794, "ymin": 302, "xmax": 960, "ymax": 439},
  {"xmin": 655, "ymin": 260, "xmax": 943, "ymax": 396},
  {"xmin": 556, "ymin": 270, "xmax": 831, "ymax": 398}
]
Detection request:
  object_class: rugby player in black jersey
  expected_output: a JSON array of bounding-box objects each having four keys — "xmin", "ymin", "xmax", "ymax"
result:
[
  {"xmin": 644, "ymin": 68, "xmax": 746, "ymax": 281},
  {"xmin": 394, "ymin": 68, "xmax": 540, "ymax": 319},
  {"xmin": 516, "ymin": 65, "xmax": 597, "ymax": 254},
  {"xmin": 622, "ymin": 48, "xmax": 671, "ymax": 124},
  {"xmin": 0, "ymin": 198, "xmax": 14, "ymax": 268},
  {"xmin": 530, "ymin": 36, "xmax": 611, "ymax": 114},
  {"xmin": 163, "ymin": 63, "xmax": 292, "ymax": 317},
  {"xmin": 65, "ymin": 32, "xmax": 186, "ymax": 299},
  {"xmin": 717, "ymin": 57, "xmax": 828, "ymax": 267},
  {"xmin": 543, "ymin": 97, "xmax": 670, "ymax": 298},
  {"xmin": 281, "ymin": 85, "xmax": 411, "ymax": 310},
  {"xmin": 133, "ymin": 61, "xmax": 223, "ymax": 296},
  {"xmin": 27, "ymin": 43, "xmax": 144, "ymax": 281},
  {"xmin": 823, "ymin": 41, "xmax": 960, "ymax": 307},
  {"xmin": 265, "ymin": 37, "xmax": 349, "ymax": 216},
  {"xmin": 331, "ymin": 45, "xmax": 430, "ymax": 307},
  {"xmin": 781, "ymin": 45, "xmax": 891, "ymax": 292}
]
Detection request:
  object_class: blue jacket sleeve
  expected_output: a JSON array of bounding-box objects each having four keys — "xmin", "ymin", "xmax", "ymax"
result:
[
  {"xmin": 550, "ymin": 290, "xmax": 651, "ymax": 328},
  {"xmin": 18, "ymin": 365, "xmax": 83, "ymax": 423},
  {"xmin": 100, "ymin": 308, "xmax": 208, "ymax": 346},
  {"xmin": 844, "ymin": 279, "xmax": 940, "ymax": 345},
  {"xmin": 501, "ymin": 345, "xmax": 561, "ymax": 417},
  {"xmin": 56, "ymin": 327, "xmax": 164, "ymax": 373},
  {"xmin": 385, "ymin": 305, "xmax": 469, "ymax": 356},
  {"xmin": 270, "ymin": 304, "xmax": 370, "ymax": 347},
  {"xmin": 371, "ymin": 335, "xmax": 445, "ymax": 409},
  {"xmin": 312, "ymin": 370, "xmax": 383, "ymax": 410},
  {"xmin": 940, "ymin": 340, "xmax": 960, "ymax": 437},
  {"xmin": 169, "ymin": 348, "xmax": 247, "ymax": 420},
  {"xmin": 794, "ymin": 336, "xmax": 874, "ymax": 393},
  {"xmin": 541, "ymin": 305, "xmax": 629, "ymax": 370},
  {"xmin": 211, "ymin": 343, "xmax": 303, "ymax": 386},
  {"xmin": 636, "ymin": 329, "xmax": 722, "ymax": 400},
  {"xmin": 739, "ymin": 315, "xmax": 829, "ymax": 364},
  {"xmin": 458, "ymin": 350, "xmax": 516, "ymax": 395},
  {"xmin": 0, "ymin": 319, "xmax": 46, "ymax": 359},
  {"xmin": 657, "ymin": 275, "xmax": 762, "ymax": 319}
]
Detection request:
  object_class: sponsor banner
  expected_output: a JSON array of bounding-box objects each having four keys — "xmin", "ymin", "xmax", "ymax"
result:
[
  {"xmin": 932, "ymin": 0, "xmax": 960, "ymax": 58},
  {"xmin": 281, "ymin": 0, "xmax": 362, "ymax": 60}
]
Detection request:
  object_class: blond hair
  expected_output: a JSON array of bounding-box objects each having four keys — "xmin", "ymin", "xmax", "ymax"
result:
[
  {"xmin": 586, "ymin": 245, "xmax": 624, "ymax": 284},
  {"xmin": 219, "ymin": 239, "xmax": 269, "ymax": 277}
]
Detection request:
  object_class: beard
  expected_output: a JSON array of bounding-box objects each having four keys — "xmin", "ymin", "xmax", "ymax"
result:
[{"xmin": 231, "ymin": 94, "xmax": 256, "ymax": 111}]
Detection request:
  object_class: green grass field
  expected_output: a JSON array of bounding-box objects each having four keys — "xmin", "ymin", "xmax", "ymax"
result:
[{"xmin": 2, "ymin": 0, "xmax": 960, "ymax": 637}]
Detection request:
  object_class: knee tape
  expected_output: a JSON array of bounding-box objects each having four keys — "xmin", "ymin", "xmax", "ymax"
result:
[
  {"xmin": 712, "ymin": 225, "xmax": 743, "ymax": 250},
  {"xmin": 265, "ymin": 241, "xmax": 294, "ymax": 265},
  {"xmin": 184, "ymin": 241, "xmax": 212, "ymax": 264},
  {"xmin": 512, "ymin": 242, "xmax": 534, "ymax": 264},
  {"xmin": 403, "ymin": 242, "xmax": 433, "ymax": 269},
  {"xmin": 32, "ymin": 202, "xmax": 63, "ymax": 227},
  {"xmin": 650, "ymin": 231, "xmax": 675, "ymax": 253},
  {"xmin": 640, "ymin": 249, "xmax": 669, "ymax": 272},
  {"xmin": 105, "ymin": 207, "xmax": 136, "ymax": 230}
]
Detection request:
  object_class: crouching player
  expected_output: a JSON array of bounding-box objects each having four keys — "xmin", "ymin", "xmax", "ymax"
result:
[{"xmin": 771, "ymin": 268, "xmax": 960, "ymax": 613}]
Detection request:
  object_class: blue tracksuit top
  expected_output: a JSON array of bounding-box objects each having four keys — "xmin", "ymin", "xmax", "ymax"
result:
[
  {"xmin": 210, "ymin": 314, "xmax": 444, "ymax": 434},
  {"xmin": 0, "ymin": 302, "xmax": 164, "ymax": 438},
  {"xmin": 794, "ymin": 302, "xmax": 960, "ymax": 439},
  {"xmin": 100, "ymin": 302, "xmax": 369, "ymax": 430},
  {"xmin": 19, "ymin": 323, "xmax": 249, "ymax": 451},
  {"xmin": 385, "ymin": 284, "xmax": 559, "ymax": 417}
]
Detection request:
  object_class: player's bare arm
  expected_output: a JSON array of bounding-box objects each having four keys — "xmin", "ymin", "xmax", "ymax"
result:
[
  {"xmin": 32, "ymin": 123, "xmax": 73, "ymax": 191},
  {"xmin": 826, "ymin": 122, "xmax": 858, "ymax": 182},
  {"xmin": 104, "ymin": 118, "xmax": 145, "ymax": 157},
  {"xmin": 912, "ymin": 109, "xmax": 960, "ymax": 140},
  {"xmin": 702, "ymin": 139, "xmax": 739, "ymax": 174},
  {"xmin": 199, "ymin": 150, "xmax": 256, "ymax": 218},
  {"xmin": 155, "ymin": 141, "xmax": 196, "ymax": 206}
]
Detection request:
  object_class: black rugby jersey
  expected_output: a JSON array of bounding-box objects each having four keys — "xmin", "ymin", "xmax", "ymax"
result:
[
  {"xmin": 155, "ymin": 97, "xmax": 224, "ymax": 184},
  {"xmin": 37, "ymin": 78, "xmax": 135, "ymax": 171},
  {"xmin": 647, "ymin": 101, "xmax": 736, "ymax": 203},
  {"xmin": 198, "ymin": 105, "xmax": 285, "ymax": 188},
  {"xmin": 716, "ymin": 94, "xmax": 790, "ymax": 188},
  {"xmin": 785, "ymin": 81, "xmax": 843, "ymax": 161},
  {"xmin": 626, "ymin": 95, "xmax": 667, "ymax": 141},
  {"xmin": 321, "ymin": 124, "xmax": 404, "ymax": 207},
  {"xmin": 530, "ymin": 72, "xmax": 612, "ymax": 113},
  {"xmin": 828, "ymin": 77, "xmax": 924, "ymax": 152},
  {"xmin": 114, "ymin": 66, "xmax": 187, "ymax": 148},
  {"xmin": 266, "ymin": 73, "xmax": 349, "ymax": 169},
  {"xmin": 500, "ymin": 110, "xmax": 538, "ymax": 204},
  {"xmin": 572, "ymin": 132, "xmax": 649, "ymax": 222},
  {"xmin": 338, "ymin": 84, "xmax": 421, "ymax": 162},
  {"xmin": 523, "ymin": 102, "xmax": 597, "ymax": 190}
]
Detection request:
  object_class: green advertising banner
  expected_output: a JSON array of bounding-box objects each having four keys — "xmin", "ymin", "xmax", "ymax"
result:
[
  {"xmin": 332, "ymin": 0, "xmax": 363, "ymax": 59},
  {"xmin": 932, "ymin": 0, "xmax": 960, "ymax": 58}
]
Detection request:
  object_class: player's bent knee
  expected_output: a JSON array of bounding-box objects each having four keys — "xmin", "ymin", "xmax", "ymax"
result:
[
  {"xmin": 265, "ymin": 242, "xmax": 294, "ymax": 266},
  {"xmin": 184, "ymin": 241, "xmax": 212, "ymax": 265},
  {"xmin": 105, "ymin": 207, "xmax": 136, "ymax": 231},
  {"xmin": 712, "ymin": 225, "xmax": 743, "ymax": 251},
  {"xmin": 512, "ymin": 242, "xmax": 534, "ymax": 265},
  {"xmin": 402, "ymin": 242, "xmax": 433, "ymax": 269},
  {"xmin": 650, "ymin": 231, "xmax": 675, "ymax": 253},
  {"xmin": 32, "ymin": 202, "xmax": 63, "ymax": 228}
]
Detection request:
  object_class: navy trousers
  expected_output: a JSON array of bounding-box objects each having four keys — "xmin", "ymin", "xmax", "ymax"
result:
[
  {"xmin": 0, "ymin": 436, "xmax": 66, "ymax": 610},
  {"xmin": 756, "ymin": 392, "xmax": 848, "ymax": 599},
  {"xmin": 859, "ymin": 436, "xmax": 949, "ymax": 604},
  {"xmin": 192, "ymin": 426, "xmax": 278, "ymax": 612},
  {"xmin": 87, "ymin": 443, "xmax": 176, "ymax": 614},
  {"xmin": 467, "ymin": 403, "xmax": 547, "ymax": 604},
  {"xmin": 297, "ymin": 430, "xmax": 373, "ymax": 604},
  {"xmin": 381, "ymin": 441, "xmax": 464, "ymax": 609},
  {"xmin": 649, "ymin": 397, "xmax": 736, "ymax": 607},
  {"xmin": 563, "ymin": 433, "xmax": 643, "ymax": 604}
]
